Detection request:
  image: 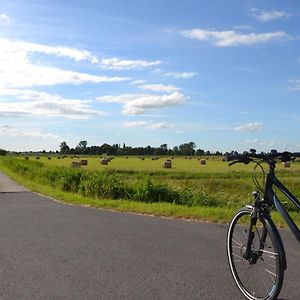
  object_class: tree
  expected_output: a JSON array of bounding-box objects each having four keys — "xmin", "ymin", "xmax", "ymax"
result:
[
  {"xmin": 178, "ymin": 142, "xmax": 196, "ymax": 156},
  {"xmin": 77, "ymin": 140, "xmax": 87, "ymax": 149},
  {"xmin": 59, "ymin": 141, "xmax": 70, "ymax": 154},
  {"xmin": 196, "ymin": 148, "xmax": 205, "ymax": 156}
]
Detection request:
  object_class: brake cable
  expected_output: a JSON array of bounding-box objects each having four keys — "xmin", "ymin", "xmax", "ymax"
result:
[{"xmin": 252, "ymin": 160, "xmax": 265, "ymax": 194}]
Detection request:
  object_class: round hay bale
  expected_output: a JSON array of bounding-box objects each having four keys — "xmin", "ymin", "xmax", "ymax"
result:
[
  {"xmin": 100, "ymin": 159, "xmax": 109, "ymax": 165},
  {"xmin": 80, "ymin": 159, "xmax": 88, "ymax": 166},
  {"xmin": 163, "ymin": 160, "xmax": 172, "ymax": 168},
  {"xmin": 200, "ymin": 159, "xmax": 206, "ymax": 165},
  {"xmin": 71, "ymin": 161, "xmax": 81, "ymax": 168}
]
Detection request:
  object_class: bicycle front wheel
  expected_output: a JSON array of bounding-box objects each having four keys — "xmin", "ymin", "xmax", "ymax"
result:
[{"xmin": 227, "ymin": 207, "xmax": 284, "ymax": 300}]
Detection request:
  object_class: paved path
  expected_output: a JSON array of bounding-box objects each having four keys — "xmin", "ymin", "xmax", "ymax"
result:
[
  {"xmin": 0, "ymin": 172, "xmax": 299, "ymax": 299},
  {"xmin": 0, "ymin": 172, "xmax": 27, "ymax": 192}
]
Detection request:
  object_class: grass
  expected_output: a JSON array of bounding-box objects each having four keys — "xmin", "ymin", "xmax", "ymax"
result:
[{"xmin": 1, "ymin": 155, "xmax": 299, "ymax": 226}]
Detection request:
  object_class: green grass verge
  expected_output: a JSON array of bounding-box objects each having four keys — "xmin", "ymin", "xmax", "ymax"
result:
[
  {"xmin": 0, "ymin": 162, "xmax": 236, "ymax": 222},
  {"xmin": 1, "ymin": 162, "xmax": 299, "ymax": 227}
]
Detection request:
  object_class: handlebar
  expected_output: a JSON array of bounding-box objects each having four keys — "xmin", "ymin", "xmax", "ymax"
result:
[{"xmin": 226, "ymin": 150, "xmax": 300, "ymax": 166}]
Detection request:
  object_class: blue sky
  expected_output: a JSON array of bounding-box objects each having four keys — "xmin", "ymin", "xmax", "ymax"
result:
[{"xmin": 0, "ymin": 0, "xmax": 300, "ymax": 152}]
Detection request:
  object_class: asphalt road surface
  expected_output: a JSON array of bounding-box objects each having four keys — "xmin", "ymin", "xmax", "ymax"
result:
[{"xmin": 0, "ymin": 172, "xmax": 299, "ymax": 299}]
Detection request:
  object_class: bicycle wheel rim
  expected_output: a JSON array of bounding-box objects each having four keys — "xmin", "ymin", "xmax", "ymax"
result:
[{"xmin": 227, "ymin": 208, "xmax": 283, "ymax": 300}]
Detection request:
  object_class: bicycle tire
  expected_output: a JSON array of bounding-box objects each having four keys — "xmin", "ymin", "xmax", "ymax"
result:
[{"xmin": 227, "ymin": 207, "xmax": 284, "ymax": 300}]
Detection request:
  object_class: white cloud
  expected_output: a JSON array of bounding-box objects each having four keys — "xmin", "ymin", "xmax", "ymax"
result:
[
  {"xmin": 122, "ymin": 121, "xmax": 173, "ymax": 129},
  {"xmin": 288, "ymin": 80, "xmax": 300, "ymax": 91},
  {"xmin": 99, "ymin": 57, "xmax": 162, "ymax": 70},
  {"xmin": 181, "ymin": 28, "xmax": 291, "ymax": 47},
  {"xmin": 123, "ymin": 121, "xmax": 148, "ymax": 127},
  {"xmin": 148, "ymin": 122, "xmax": 173, "ymax": 129},
  {"xmin": 235, "ymin": 122, "xmax": 263, "ymax": 132},
  {"xmin": 0, "ymin": 13, "xmax": 10, "ymax": 23},
  {"xmin": 1, "ymin": 38, "xmax": 98, "ymax": 63},
  {"xmin": 131, "ymin": 80, "xmax": 148, "ymax": 85},
  {"xmin": 138, "ymin": 83, "xmax": 180, "ymax": 93},
  {"xmin": 0, "ymin": 125, "xmax": 60, "ymax": 140},
  {"xmin": 0, "ymin": 38, "xmax": 129, "ymax": 88},
  {"xmin": 97, "ymin": 93, "xmax": 146, "ymax": 104},
  {"xmin": 233, "ymin": 25, "xmax": 255, "ymax": 31},
  {"xmin": 98, "ymin": 91, "xmax": 188, "ymax": 115},
  {"xmin": 164, "ymin": 72, "xmax": 197, "ymax": 79},
  {"xmin": 251, "ymin": 8, "xmax": 292, "ymax": 22},
  {"xmin": 0, "ymin": 89, "xmax": 106, "ymax": 119}
]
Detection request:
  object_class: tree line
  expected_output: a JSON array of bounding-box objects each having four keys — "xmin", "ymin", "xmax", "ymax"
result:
[{"xmin": 59, "ymin": 141, "xmax": 223, "ymax": 156}]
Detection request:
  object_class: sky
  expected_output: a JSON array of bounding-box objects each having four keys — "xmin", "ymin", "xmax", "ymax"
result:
[{"xmin": 0, "ymin": 0, "xmax": 300, "ymax": 152}]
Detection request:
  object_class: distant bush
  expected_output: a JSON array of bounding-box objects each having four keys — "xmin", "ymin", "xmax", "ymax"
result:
[{"xmin": 0, "ymin": 149, "xmax": 7, "ymax": 156}]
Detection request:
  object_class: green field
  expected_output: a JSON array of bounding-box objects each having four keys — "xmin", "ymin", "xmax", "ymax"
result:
[{"xmin": 1, "ymin": 155, "xmax": 299, "ymax": 225}]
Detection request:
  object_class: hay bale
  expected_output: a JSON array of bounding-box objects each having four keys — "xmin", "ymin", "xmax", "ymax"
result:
[
  {"xmin": 283, "ymin": 162, "xmax": 290, "ymax": 168},
  {"xmin": 100, "ymin": 159, "xmax": 109, "ymax": 165},
  {"xmin": 200, "ymin": 159, "xmax": 206, "ymax": 165},
  {"xmin": 71, "ymin": 161, "xmax": 81, "ymax": 168},
  {"xmin": 163, "ymin": 160, "xmax": 172, "ymax": 168},
  {"xmin": 80, "ymin": 159, "xmax": 88, "ymax": 166}
]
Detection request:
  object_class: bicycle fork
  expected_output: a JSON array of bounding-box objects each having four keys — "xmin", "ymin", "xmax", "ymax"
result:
[
  {"xmin": 243, "ymin": 208, "xmax": 260, "ymax": 263},
  {"xmin": 243, "ymin": 192, "xmax": 268, "ymax": 263}
]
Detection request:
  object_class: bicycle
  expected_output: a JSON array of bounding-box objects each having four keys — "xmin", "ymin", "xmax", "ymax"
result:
[{"xmin": 226, "ymin": 150, "xmax": 300, "ymax": 300}]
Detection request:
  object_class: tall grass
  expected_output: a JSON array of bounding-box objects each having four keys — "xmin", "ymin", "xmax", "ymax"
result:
[
  {"xmin": 0, "ymin": 157, "xmax": 241, "ymax": 208},
  {"xmin": 2, "ymin": 156, "xmax": 300, "ymax": 213}
]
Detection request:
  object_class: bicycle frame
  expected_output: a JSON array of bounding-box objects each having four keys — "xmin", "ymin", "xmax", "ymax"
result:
[
  {"xmin": 272, "ymin": 178, "xmax": 300, "ymax": 243},
  {"xmin": 264, "ymin": 160, "xmax": 300, "ymax": 244}
]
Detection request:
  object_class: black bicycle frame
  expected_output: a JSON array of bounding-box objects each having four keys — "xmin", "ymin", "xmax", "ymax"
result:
[
  {"xmin": 272, "ymin": 177, "xmax": 300, "ymax": 243},
  {"xmin": 264, "ymin": 160, "xmax": 300, "ymax": 244}
]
